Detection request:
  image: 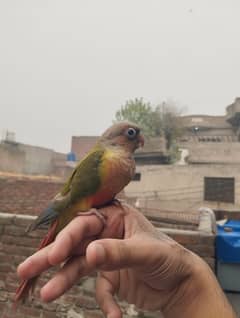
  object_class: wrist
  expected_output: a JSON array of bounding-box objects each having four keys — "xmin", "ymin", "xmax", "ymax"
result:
[{"xmin": 162, "ymin": 254, "xmax": 236, "ymax": 318}]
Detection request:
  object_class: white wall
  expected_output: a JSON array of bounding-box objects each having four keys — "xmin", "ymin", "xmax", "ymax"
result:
[{"xmin": 126, "ymin": 164, "xmax": 240, "ymax": 212}]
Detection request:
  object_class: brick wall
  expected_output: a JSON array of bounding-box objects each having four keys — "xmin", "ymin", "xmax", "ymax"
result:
[
  {"xmin": 0, "ymin": 212, "xmax": 215, "ymax": 318},
  {"xmin": 0, "ymin": 176, "xmax": 63, "ymax": 216}
]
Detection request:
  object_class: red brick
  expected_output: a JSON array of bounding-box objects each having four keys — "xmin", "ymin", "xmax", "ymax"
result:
[
  {"xmin": 0, "ymin": 177, "xmax": 63, "ymax": 216},
  {"xmin": 0, "ymin": 216, "xmax": 13, "ymax": 225},
  {"xmin": 199, "ymin": 234, "xmax": 215, "ymax": 245},
  {"xmin": 0, "ymin": 304, "xmax": 12, "ymax": 318},
  {"xmin": 27, "ymin": 228, "xmax": 48, "ymax": 239},
  {"xmin": 168, "ymin": 233, "xmax": 200, "ymax": 245},
  {"xmin": 75, "ymin": 295, "xmax": 98, "ymax": 309},
  {"xmin": 13, "ymin": 217, "xmax": 35, "ymax": 228},
  {"xmin": 1, "ymin": 235, "xmax": 40, "ymax": 248},
  {"xmin": 19, "ymin": 305, "xmax": 41, "ymax": 317},
  {"xmin": 1, "ymin": 244, "xmax": 35, "ymax": 257},
  {"xmin": 0, "ymin": 291, "xmax": 8, "ymax": 301},
  {"xmin": 3, "ymin": 225, "xmax": 26, "ymax": 237},
  {"xmin": 185, "ymin": 244, "xmax": 215, "ymax": 257},
  {"xmin": 5, "ymin": 281, "xmax": 17, "ymax": 293},
  {"xmin": 41, "ymin": 310, "xmax": 58, "ymax": 318},
  {"xmin": 38, "ymin": 301, "xmax": 58, "ymax": 312},
  {"xmin": 204, "ymin": 257, "xmax": 215, "ymax": 270},
  {"xmin": 5, "ymin": 272, "xmax": 18, "ymax": 283},
  {"xmin": 84, "ymin": 310, "xmax": 104, "ymax": 318},
  {"xmin": 0, "ymin": 253, "xmax": 14, "ymax": 264},
  {"xmin": 0, "ymin": 273, "xmax": 7, "ymax": 283},
  {"xmin": 0, "ymin": 264, "xmax": 14, "ymax": 273}
]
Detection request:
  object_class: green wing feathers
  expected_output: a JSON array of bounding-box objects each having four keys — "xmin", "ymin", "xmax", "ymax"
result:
[
  {"xmin": 58, "ymin": 144, "xmax": 105, "ymax": 205},
  {"xmin": 28, "ymin": 145, "xmax": 105, "ymax": 231}
]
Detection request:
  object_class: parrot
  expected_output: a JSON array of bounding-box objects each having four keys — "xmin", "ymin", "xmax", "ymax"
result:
[{"xmin": 14, "ymin": 121, "xmax": 144, "ymax": 305}]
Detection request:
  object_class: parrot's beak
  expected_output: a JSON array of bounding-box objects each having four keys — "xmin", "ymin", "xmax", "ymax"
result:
[{"xmin": 138, "ymin": 134, "xmax": 145, "ymax": 148}]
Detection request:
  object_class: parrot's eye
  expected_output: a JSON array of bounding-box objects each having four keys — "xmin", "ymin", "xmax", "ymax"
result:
[{"xmin": 126, "ymin": 127, "xmax": 137, "ymax": 139}]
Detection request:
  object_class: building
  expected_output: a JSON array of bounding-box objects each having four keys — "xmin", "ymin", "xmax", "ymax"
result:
[
  {"xmin": 71, "ymin": 136, "xmax": 98, "ymax": 160},
  {"xmin": 179, "ymin": 97, "xmax": 240, "ymax": 144},
  {"xmin": 69, "ymin": 98, "xmax": 240, "ymax": 214},
  {"xmin": 134, "ymin": 136, "xmax": 169, "ymax": 165},
  {"xmin": 71, "ymin": 135, "xmax": 169, "ymax": 165},
  {"xmin": 0, "ymin": 138, "xmax": 70, "ymax": 177},
  {"xmin": 125, "ymin": 98, "xmax": 240, "ymax": 214}
]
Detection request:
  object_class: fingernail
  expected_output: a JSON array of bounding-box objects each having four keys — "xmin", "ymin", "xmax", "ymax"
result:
[{"xmin": 94, "ymin": 243, "xmax": 106, "ymax": 265}]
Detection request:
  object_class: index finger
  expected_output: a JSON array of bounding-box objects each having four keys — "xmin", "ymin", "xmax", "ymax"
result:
[
  {"xmin": 17, "ymin": 213, "xmax": 103, "ymax": 280},
  {"xmin": 48, "ymin": 214, "xmax": 104, "ymax": 265}
]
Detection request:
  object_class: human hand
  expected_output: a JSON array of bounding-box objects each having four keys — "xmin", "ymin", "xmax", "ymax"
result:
[{"xmin": 17, "ymin": 204, "xmax": 236, "ymax": 318}]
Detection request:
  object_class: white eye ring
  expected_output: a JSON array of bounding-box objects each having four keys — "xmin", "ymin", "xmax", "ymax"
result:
[{"xmin": 127, "ymin": 128, "xmax": 137, "ymax": 139}]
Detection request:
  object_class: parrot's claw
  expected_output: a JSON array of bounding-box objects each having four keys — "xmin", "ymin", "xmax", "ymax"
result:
[
  {"xmin": 111, "ymin": 198, "xmax": 124, "ymax": 208},
  {"xmin": 76, "ymin": 209, "xmax": 107, "ymax": 227}
]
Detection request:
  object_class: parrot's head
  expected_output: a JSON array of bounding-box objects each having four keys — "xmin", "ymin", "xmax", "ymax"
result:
[{"xmin": 100, "ymin": 121, "xmax": 144, "ymax": 153}]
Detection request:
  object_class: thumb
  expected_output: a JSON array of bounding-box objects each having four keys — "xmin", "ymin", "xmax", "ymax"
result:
[{"xmin": 86, "ymin": 237, "xmax": 153, "ymax": 271}]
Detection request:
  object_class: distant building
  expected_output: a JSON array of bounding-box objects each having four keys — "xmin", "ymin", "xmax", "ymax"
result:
[
  {"xmin": 125, "ymin": 98, "xmax": 240, "ymax": 214},
  {"xmin": 179, "ymin": 97, "xmax": 240, "ymax": 144},
  {"xmin": 0, "ymin": 138, "xmax": 70, "ymax": 178},
  {"xmin": 71, "ymin": 135, "xmax": 169, "ymax": 165},
  {"xmin": 71, "ymin": 136, "xmax": 98, "ymax": 160},
  {"xmin": 134, "ymin": 136, "xmax": 169, "ymax": 165},
  {"xmin": 175, "ymin": 98, "xmax": 240, "ymax": 165},
  {"xmin": 67, "ymin": 98, "xmax": 240, "ymax": 214}
]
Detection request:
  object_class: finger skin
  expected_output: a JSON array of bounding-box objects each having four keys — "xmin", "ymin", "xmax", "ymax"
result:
[
  {"xmin": 17, "ymin": 204, "xmax": 237, "ymax": 318},
  {"xmin": 17, "ymin": 214, "xmax": 104, "ymax": 280},
  {"xmin": 17, "ymin": 205, "xmax": 124, "ymax": 281},
  {"xmin": 96, "ymin": 273, "xmax": 122, "ymax": 318},
  {"xmin": 41, "ymin": 256, "xmax": 93, "ymax": 302},
  {"xmin": 86, "ymin": 236, "xmax": 160, "ymax": 271},
  {"xmin": 17, "ymin": 244, "xmax": 52, "ymax": 280},
  {"xmin": 48, "ymin": 214, "xmax": 104, "ymax": 265}
]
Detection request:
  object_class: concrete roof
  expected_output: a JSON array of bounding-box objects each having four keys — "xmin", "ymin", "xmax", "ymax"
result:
[{"xmin": 179, "ymin": 115, "xmax": 232, "ymax": 129}]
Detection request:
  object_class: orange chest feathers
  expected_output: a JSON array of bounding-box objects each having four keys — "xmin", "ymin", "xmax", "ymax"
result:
[{"xmin": 90, "ymin": 148, "xmax": 136, "ymax": 207}]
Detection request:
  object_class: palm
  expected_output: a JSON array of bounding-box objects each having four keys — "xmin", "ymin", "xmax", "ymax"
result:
[{"xmin": 95, "ymin": 208, "xmax": 192, "ymax": 312}]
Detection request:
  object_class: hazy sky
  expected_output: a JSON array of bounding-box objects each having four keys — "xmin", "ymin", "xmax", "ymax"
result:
[{"xmin": 0, "ymin": 1, "xmax": 240, "ymax": 153}]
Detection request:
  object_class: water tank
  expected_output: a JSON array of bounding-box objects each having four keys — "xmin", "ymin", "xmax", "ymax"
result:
[{"xmin": 67, "ymin": 152, "xmax": 76, "ymax": 162}]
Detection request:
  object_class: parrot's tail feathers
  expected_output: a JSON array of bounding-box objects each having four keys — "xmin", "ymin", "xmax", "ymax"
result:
[
  {"xmin": 38, "ymin": 219, "xmax": 58, "ymax": 250},
  {"xmin": 26, "ymin": 206, "xmax": 59, "ymax": 232},
  {"xmin": 14, "ymin": 221, "xmax": 58, "ymax": 308},
  {"xmin": 13, "ymin": 276, "xmax": 39, "ymax": 309}
]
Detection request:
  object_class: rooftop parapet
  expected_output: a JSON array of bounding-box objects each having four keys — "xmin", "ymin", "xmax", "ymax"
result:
[{"xmin": 226, "ymin": 98, "xmax": 240, "ymax": 126}]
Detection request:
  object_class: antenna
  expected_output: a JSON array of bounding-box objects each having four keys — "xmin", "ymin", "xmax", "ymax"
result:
[
  {"xmin": 1, "ymin": 129, "xmax": 6, "ymax": 142},
  {"xmin": 2, "ymin": 130, "xmax": 16, "ymax": 144}
]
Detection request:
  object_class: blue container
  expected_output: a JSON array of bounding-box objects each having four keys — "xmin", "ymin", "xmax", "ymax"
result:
[
  {"xmin": 217, "ymin": 220, "xmax": 240, "ymax": 292},
  {"xmin": 217, "ymin": 220, "xmax": 240, "ymax": 263},
  {"xmin": 67, "ymin": 152, "xmax": 76, "ymax": 162}
]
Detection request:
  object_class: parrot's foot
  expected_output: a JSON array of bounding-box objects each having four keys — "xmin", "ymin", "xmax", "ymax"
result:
[
  {"xmin": 101, "ymin": 198, "xmax": 125, "ymax": 209},
  {"xmin": 111, "ymin": 198, "xmax": 124, "ymax": 208},
  {"xmin": 77, "ymin": 209, "xmax": 107, "ymax": 227}
]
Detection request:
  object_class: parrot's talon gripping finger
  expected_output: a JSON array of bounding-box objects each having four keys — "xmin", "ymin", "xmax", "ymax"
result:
[
  {"xmin": 76, "ymin": 209, "xmax": 107, "ymax": 227},
  {"xmin": 111, "ymin": 198, "xmax": 124, "ymax": 208}
]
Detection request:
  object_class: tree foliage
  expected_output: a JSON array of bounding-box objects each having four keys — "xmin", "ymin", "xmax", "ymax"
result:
[
  {"xmin": 155, "ymin": 101, "xmax": 183, "ymax": 149},
  {"xmin": 115, "ymin": 98, "xmax": 157, "ymax": 137}
]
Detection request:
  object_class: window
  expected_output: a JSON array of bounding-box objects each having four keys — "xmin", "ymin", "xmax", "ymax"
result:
[
  {"xmin": 204, "ymin": 177, "xmax": 235, "ymax": 203},
  {"xmin": 132, "ymin": 173, "xmax": 141, "ymax": 181}
]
